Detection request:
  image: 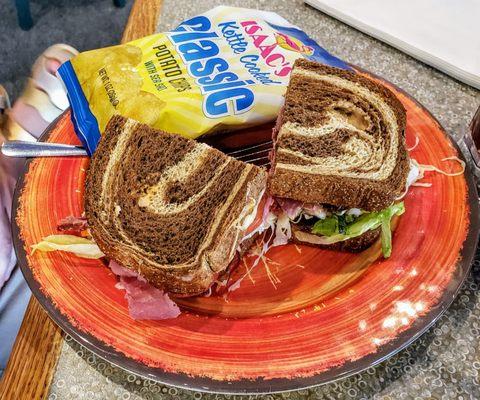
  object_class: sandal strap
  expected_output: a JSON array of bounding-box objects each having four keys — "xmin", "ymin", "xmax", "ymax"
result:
[
  {"xmin": 3, "ymin": 117, "xmax": 37, "ymax": 142},
  {"xmin": 0, "ymin": 45, "xmax": 78, "ymax": 142},
  {"xmin": 9, "ymin": 100, "xmax": 49, "ymax": 139},
  {"xmin": 42, "ymin": 44, "xmax": 78, "ymax": 63},
  {"xmin": 22, "ymin": 79, "xmax": 63, "ymax": 122},
  {"xmin": 31, "ymin": 57, "xmax": 69, "ymax": 110},
  {"xmin": 30, "ymin": 44, "xmax": 78, "ymax": 111}
]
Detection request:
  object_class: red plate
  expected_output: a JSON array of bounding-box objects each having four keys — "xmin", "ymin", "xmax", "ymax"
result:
[{"xmin": 13, "ymin": 73, "xmax": 479, "ymax": 394}]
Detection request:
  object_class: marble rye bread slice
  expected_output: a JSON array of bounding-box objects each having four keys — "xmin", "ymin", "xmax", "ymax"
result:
[
  {"xmin": 269, "ymin": 58, "xmax": 409, "ymax": 212},
  {"xmin": 85, "ymin": 115, "xmax": 266, "ymax": 296}
]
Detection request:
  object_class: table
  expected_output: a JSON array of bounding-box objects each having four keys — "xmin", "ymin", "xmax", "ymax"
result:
[{"xmin": 1, "ymin": 0, "xmax": 480, "ymax": 398}]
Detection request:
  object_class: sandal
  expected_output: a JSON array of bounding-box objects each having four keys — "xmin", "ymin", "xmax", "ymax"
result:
[
  {"xmin": 0, "ymin": 85, "xmax": 10, "ymax": 128},
  {"xmin": 3, "ymin": 44, "xmax": 78, "ymax": 142}
]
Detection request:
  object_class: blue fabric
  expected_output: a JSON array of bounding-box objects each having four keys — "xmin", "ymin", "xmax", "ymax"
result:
[
  {"xmin": 13, "ymin": 0, "xmax": 33, "ymax": 31},
  {"xmin": 0, "ymin": 266, "xmax": 31, "ymax": 377},
  {"xmin": 13, "ymin": 0, "xmax": 127, "ymax": 30},
  {"xmin": 0, "ymin": 136, "xmax": 30, "ymax": 378}
]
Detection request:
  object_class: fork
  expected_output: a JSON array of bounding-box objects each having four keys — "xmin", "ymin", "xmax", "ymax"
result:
[
  {"xmin": 5, "ymin": 104, "xmax": 480, "ymax": 170},
  {"xmin": 0, "ymin": 138, "xmax": 273, "ymax": 166},
  {"xmin": 224, "ymin": 140, "xmax": 272, "ymax": 167}
]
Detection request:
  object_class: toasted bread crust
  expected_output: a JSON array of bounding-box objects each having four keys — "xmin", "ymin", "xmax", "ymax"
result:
[{"xmin": 269, "ymin": 150, "xmax": 408, "ymax": 211}]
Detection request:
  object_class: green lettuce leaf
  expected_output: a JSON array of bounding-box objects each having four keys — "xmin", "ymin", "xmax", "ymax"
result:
[
  {"xmin": 312, "ymin": 213, "xmax": 359, "ymax": 236},
  {"xmin": 310, "ymin": 215, "xmax": 341, "ymax": 236},
  {"xmin": 311, "ymin": 202, "xmax": 405, "ymax": 257}
]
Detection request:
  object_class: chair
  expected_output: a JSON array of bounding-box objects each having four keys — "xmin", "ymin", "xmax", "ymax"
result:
[{"xmin": 14, "ymin": 0, "xmax": 127, "ymax": 31}]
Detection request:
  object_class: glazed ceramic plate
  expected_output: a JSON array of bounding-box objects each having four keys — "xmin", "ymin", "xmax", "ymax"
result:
[{"xmin": 13, "ymin": 71, "xmax": 479, "ymax": 394}]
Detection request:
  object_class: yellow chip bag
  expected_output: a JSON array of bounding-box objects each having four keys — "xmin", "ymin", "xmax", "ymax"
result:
[{"xmin": 58, "ymin": 6, "xmax": 350, "ymax": 154}]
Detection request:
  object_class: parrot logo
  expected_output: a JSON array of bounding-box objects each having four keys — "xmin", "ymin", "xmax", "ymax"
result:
[{"xmin": 274, "ymin": 32, "xmax": 314, "ymax": 56}]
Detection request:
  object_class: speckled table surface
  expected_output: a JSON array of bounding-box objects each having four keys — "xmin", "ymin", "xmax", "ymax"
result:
[{"xmin": 47, "ymin": 1, "xmax": 480, "ymax": 399}]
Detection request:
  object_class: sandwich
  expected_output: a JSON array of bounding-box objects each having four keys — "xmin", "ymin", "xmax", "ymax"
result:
[
  {"xmin": 33, "ymin": 59, "xmax": 414, "ymax": 307},
  {"xmin": 268, "ymin": 59, "xmax": 410, "ymax": 256},
  {"xmin": 84, "ymin": 115, "xmax": 267, "ymax": 297}
]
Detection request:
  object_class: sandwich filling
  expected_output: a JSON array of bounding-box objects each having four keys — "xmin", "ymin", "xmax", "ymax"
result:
[
  {"xmin": 270, "ymin": 158, "xmax": 420, "ymax": 257},
  {"xmin": 274, "ymin": 198, "xmax": 404, "ymax": 257}
]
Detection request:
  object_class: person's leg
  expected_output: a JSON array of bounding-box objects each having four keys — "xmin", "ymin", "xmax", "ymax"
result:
[
  {"xmin": 0, "ymin": 87, "xmax": 30, "ymax": 378},
  {"xmin": 0, "ymin": 267, "xmax": 31, "ymax": 377},
  {"xmin": 0, "ymin": 45, "xmax": 77, "ymax": 376}
]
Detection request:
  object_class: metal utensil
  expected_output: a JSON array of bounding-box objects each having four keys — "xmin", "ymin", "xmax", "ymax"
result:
[
  {"xmin": 226, "ymin": 140, "xmax": 272, "ymax": 167},
  {"xmin": 1, "ymin": 140, "xmax": 88, "ymax": 157},
  {"xmin": 0, "ymin": 139, "xmax": 271, "ymax": 164}
]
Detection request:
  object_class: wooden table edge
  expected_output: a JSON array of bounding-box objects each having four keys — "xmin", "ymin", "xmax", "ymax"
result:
[{"xmin": 0, "ymin": 1, "xmax": 163, "ymax": 398}]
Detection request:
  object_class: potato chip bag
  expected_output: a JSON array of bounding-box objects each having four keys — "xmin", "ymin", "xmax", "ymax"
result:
[{"xmin": 58, "ymin": 6, "xmax": 350, "ymax": 155}]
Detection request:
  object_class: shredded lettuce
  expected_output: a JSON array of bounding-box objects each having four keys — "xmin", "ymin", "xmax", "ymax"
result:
[
  {"xmin": 312, "ymin": 213, "xmax": 357, "ymax": 235},
  {"xmin": 311, "ymin": 202, "xmax": 405, "ymax": 257},
  {"xmin": 31, "ymin": 234, "xmax": 105, "ymax": 259}
]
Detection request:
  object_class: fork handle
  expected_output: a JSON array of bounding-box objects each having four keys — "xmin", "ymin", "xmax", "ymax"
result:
[{"xmin": 1, "ymin": 140, "xmax": 88, "ymax": 157}]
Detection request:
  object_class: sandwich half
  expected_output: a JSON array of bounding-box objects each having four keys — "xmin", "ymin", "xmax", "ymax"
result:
[
  {"xmin": 85, "ymin": 115, "xmax": 266, "ymax": 296},
  {"xmin": 268, "ymin": 59, "xmax": 410, "ymax": 256}
]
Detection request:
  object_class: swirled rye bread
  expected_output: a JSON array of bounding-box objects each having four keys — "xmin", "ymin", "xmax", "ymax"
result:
[
  {"xmin": 269, "ymin": 59, "xmax": 409, "ymax": 250},
  {"xmin": 85, "ymin": 116, "xmax": 266, "ymax": 296}
]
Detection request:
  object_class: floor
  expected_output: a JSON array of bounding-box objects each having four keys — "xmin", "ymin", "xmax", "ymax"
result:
[{"xmin": 0, "ymin": 0, "xmax": 133, "ymax": 102}]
